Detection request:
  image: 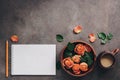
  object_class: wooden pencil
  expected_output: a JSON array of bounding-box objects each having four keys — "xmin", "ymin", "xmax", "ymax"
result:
[{"xmin": 5, "ymin": 40, "xmax": 8, "ymax": 78}]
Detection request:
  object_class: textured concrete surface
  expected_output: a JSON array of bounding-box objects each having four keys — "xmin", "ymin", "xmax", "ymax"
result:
[{"xmin": 0, "ymin": 0, "xmax": 120, "ymax": 80}]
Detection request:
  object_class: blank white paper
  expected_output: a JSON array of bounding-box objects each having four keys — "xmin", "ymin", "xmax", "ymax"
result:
[{"xmin": 11, "ymin": 44, "xmax": 56, "ymax": 75}]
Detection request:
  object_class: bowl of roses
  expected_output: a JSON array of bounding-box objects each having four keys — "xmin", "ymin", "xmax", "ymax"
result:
[{"xmin": 60, "ymin": 40, "xmax": 96, "ymax": 77}]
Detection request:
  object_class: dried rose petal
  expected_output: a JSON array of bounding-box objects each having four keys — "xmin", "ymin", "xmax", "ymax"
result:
[
  {"xmin": 73, "ymin": 25, "xmax": 82, "ymax": 34},
  {"xmin": 88, "ymin": 33, "xmax": 96, "ymax": 43},
  {"xmin": 10, "ymin": 35, "xmax": 19, "ymax": 42},
  {"xmin": 85, "ymin": 45, "xmax": 91, "ymax": 52},
  {"xmin": 89, "ymin": 37, "xmax": 96, "ymax": 43},
  {"xmin": 89, "ymin": 33, "xmax": 95, "ymax": 37}
]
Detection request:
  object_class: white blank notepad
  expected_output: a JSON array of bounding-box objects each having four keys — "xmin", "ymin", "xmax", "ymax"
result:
[{"xmin": 11, "ymin": 44, "xmax": 56, "ymax": 75}]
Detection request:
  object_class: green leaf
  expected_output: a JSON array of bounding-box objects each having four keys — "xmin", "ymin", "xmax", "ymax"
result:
[
  {"xmin": 80, "ymin": 56, "xmax": 87, "ymax": 62},
  {"xmin": 80, "ymin": 52, "xmax": 94, "ymax": 66},
  {"xmin": 56, "ymin": 61, "xmax": 61, "ymax": 70},
  {"xmin": 87, "ymin": 58, "xmax": 93, "ymax": 66},
  {"xmin": 98, "ymin": 32, "xmax": 113, "ymax": 45},
  {"xmin": 107, "ymin": 33, "xmax": 113, "ymax": 40},
  {"xmin": 97, "ymin": 32, "xmax": 106, "ymax": 40},
  {"xmin": 67, "ymin": 42, "xmax": 75, "ymax": 51},
  {"xmin": 56, "ymin": 34, "xmax": 64, "ymax": 42},
  {"xmin": 64, "ymin": 49, "xmax": 73, "ymax": 58},
  {"xmin": 101, "ymin": 39, "xmax": 108, "ymax": 45},
  {"xmin": 88, "ymin": 52, "xmax": 94, "ymax": 60},
  {"xmin": 82, "ymin": 52, "xmax": 93, "ymax": 66}
]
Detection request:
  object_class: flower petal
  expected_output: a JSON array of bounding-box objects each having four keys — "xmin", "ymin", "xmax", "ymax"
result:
[
  {"xmin": 89, "ymin": 33, "xmax": 95, "ymax": 38},
  {"xmin": 89, "ymin": 37, "xmax": 96, "ymax": 43},
  {"xmin": 73, "ymin": 25, "xmax": 82, "ymax": 34},
  {"xmin": 88, "ymin": 33, "xmax": 96, "ymax": 43},
  {"xmin": 10, "ymin": 35, "xmax": 19, "ymax": 42}
]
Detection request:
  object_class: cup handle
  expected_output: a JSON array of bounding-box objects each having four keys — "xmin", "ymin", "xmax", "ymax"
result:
[{"xmin": 112, "ymin": 48, "xmax": 120, "ymax": 55}]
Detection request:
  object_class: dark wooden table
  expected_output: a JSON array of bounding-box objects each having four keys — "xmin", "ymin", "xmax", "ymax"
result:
[{"xmin": 0, "ymin": 0, "xmax": 120, "ymax": 80}]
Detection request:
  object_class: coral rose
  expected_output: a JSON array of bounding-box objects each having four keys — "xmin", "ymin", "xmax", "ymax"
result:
[
  {"xmin": 74, "ymin": 44, "xmax": 86, "ymax": 55},
  {"xmin": 62, "ymin": 57, "xmax": 74, "ymax": 69},
  {"xmin": 74, "ymin": 70, "xmax": 81, "ymax": 75},
  {"xmin": 72, "ymin": 55, "xmax": 81, "ymax": 63},
  {"xmin": 79, "ymin": 62, "xmax": 88, "ymax": 72},
  {"xmin": 72, "ymin": 64, "xmax": 81, "ymax": 75}
]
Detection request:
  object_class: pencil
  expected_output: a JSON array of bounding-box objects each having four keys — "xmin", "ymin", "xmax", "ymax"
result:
[{"xmin": 5, "ymin": 40, "xmax": 8, "ymax": 78}]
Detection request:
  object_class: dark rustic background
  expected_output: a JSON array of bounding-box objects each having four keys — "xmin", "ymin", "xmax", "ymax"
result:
[{"xmin": 0, "ymin": 0, "xmax": 120, "ymax": 80}]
